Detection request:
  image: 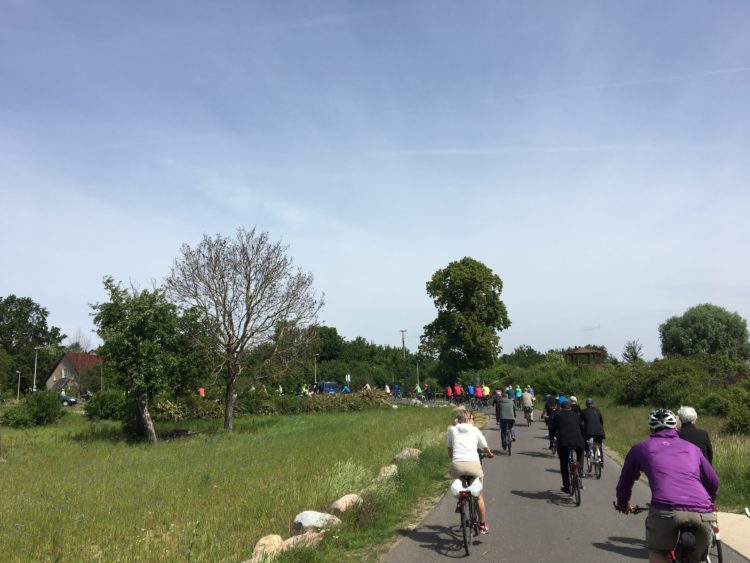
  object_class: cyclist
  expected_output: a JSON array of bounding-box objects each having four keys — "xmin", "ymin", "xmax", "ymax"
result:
[
  {"xmin": 580, "ymin": 398, "xmax": 605, "ymax": 462},
  {"xmin": 614, "ymin": 409, "xmax": 719, "ymax": 563},
  {"xmin": 550, "ymin": 397, "xmax": 585, "ymax": 494},
  {"xmin": 542, "ymin": 394, "xmax": 560, "ymax": 450},
  {"xmin": 515, "ymin": 385, "xmax": 522, "ymax": 407},
  {"xmin": 494, "ymin": 390, "xmax": 517, "ymax": 450},
  {"xmin": 454, "ymin": 383, "xmax": 464, "ymax": 404},
  {"xmin": 474, "ymin": 383, "xmax": 484, "ymax": 406},
  {"xmin": 467, "ymin": 382, "xmax": 475, "ymax": 400},
  {"xmin": 448, "ymin": 409, "xmax": 494, "ymax": 534},
  {"xmin": 521, "ymin": 387, "xmax": 535, "ymax": 421},
  {"xmin": 569, "ymin": 395, "xmax": 582, "ymax": 415},
  {"xmin": 677, "ymin": 406, "xmax": 713, "ymax": 465},
  {"xmin": 445, "ymin": 384, "xmax": 453, "ymax": 402}
]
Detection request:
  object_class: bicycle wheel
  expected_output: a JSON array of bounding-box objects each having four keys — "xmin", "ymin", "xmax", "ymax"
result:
[
  {"xmin": 706, "ymin": 533, "xmax": 723, "ymax": 563},
  {"xmin": 470, "ymin": 497, "xmax": 480, "ymax": 537},
  {"xmin": 461, "ymin": 500, "xmax": 472, "ymax": 555},
  {"xmin": 594, "ymin": 445, "xmax": 603, "ymax": 479},
  {"xmin": 571, "ymin": 467, "xmax": 582, "ymax": 506},
  {"xmin": 506, "ymin": 429, "xmax": 512, "ymax": 456},
  {"xmin": 526, "ymin": 410, "xmax": 532, "ymax": 426},
  {"xmin": 585, "ymin": 451, "xmax": 593, "ymax": 474}
]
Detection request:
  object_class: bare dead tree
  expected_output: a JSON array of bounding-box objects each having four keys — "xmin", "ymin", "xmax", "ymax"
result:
[{"xmin": 165, "ymin": 227, "xmax": 323, "ymax": 430}]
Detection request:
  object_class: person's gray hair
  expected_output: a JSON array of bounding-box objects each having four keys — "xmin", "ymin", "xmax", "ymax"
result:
[
  {"xmin": 455, "ymin": 408, "xmax": 471, "ymax": 424},
  {"xmin": 677, "ymin": 406, "xmax": 698, "ymax": 424}
]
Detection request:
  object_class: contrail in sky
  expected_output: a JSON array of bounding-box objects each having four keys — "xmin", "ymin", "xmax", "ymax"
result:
[{"xmin": 482, "ymin": 66, "xmax": 750, "ymax": 103}]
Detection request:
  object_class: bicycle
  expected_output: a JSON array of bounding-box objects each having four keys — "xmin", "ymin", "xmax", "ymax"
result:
[
  {"xmin": 585, "ymin": 437, "xmax": 604, "ymax": 479},
  {"xmin": 567, "ymin": 448, "xmax": 582, "ymax": 506},
  {"xmin": 452, "ymin": 452, "xmax": 488, "ymax": 555},
  {"xmin": 497, "ymin": 419, "xmax": 513, "ymax": 456},
  {"xmin": 524, "ymin": 406, "xmax": 533, "ymax": 427},
  {"xmin": 614, "ymin": 503, "xmax": 723, "ymax": 562}
]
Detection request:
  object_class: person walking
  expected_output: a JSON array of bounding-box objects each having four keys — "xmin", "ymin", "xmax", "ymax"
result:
[
  {"xmin": 550, "ymin": 398, "xmax": 585, "ymax": 494},
  {"xmin": 677, "ymin": 406, "xmax": 713, "ymax": 465},
  {"xmin": 614, "ymin": 409, "xmax": 719, "ymax": 563}
]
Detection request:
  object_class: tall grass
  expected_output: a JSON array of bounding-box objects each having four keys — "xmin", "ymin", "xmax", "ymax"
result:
[
  {"xmin": 596, "ymin": 398, "xmax": 750, "ymax": 512},
  {"xmin": 0, "ymin": 406, "xmax": 453, "ymax": 562}
]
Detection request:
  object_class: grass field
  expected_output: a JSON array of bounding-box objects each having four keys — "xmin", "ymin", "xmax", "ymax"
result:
[
  {"xmin": 596, "ymin": 398, "xmax": 750, "ymax": 512},
  {"xmin": 0, "ymin": 405, "xmax": 455, "ymax": 562}
]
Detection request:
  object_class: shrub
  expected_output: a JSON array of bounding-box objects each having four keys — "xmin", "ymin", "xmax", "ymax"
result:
[
  {"xmin": 0, "ymin": 404, "xmax": 34, "ymax": 427},
  {"xmin": 725, "ymin": 403, "xmax": 750, "ymax": 435},
  {"xmin": 84, "ymin": 391, "xmax": 127, "ymax": 421},
  {"xmin": 1, "ymin": 391, "xmax": 62, "ymax": 427},
  {"xmin": 698, "ymin": 392, "xmax": 734, "ymax": 417},
  {"xmin": 24, "ymin": 391, "xmax": 63, "ymax": 424}
]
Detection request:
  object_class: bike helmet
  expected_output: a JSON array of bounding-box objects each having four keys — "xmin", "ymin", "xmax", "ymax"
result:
[
  {"xmin": 648, "ymin": 409, "xmax": 678, "ymax": 430},
  {"xmin": 585, "ymin": 398, "xmax": 594, "ymax": 406}
]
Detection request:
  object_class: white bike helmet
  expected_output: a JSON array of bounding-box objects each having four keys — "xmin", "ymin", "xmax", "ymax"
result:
[{"xmin": 648, "ymin": 409, "xmax": 678, "ymax": 430}]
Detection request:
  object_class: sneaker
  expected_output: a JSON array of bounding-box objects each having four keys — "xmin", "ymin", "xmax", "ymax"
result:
[
  {"xmin": 479, "ymin": 523, "xmax": 489, "ymax": 534},
  {"xmin": 560, "ymin": 486, "xmax": 571, "ymax": 495},
  {"xmin": 512, "ymin": 437, "xmax": 517, "ymax": 442},
  {"xmin": 501, "ymin": 444, "xmax": 507, "ymax": 450}
]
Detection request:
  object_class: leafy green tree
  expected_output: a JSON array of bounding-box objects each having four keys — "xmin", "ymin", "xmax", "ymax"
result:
[
  {"xmin": 622, "ymin": 339, "xmax": 644, "ymax": 363},
  {"xmin": 92, "ymin": 277, "xmax": 209, "ymax": 443},
  {"xmin": 501, "ymin": 345, "xmax": 545, "ymax": 368},
  {"xmin": 166, "ymin": 227, "xmax": 323, "ymax": 431},
  {"xmin": 421, "ymin": 257, "xmax": 510, "ymax": 380},
  {"xmin": 0, "ymin": 295, "xmax": 65, "ymax": 392},
  {"xmin": 659, "ymin": 304, "xmax": 750, "ymax": 361}
]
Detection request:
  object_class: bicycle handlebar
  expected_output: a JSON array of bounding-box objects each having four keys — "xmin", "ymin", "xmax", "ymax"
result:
[{"xmin": 613, "ymin": 501, "xmax": 648, "ymax": 514}]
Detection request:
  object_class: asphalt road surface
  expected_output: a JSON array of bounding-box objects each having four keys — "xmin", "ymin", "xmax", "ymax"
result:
[{"xmin": 382, "ymin": 410, "xmax": 748, "ymax": 562}]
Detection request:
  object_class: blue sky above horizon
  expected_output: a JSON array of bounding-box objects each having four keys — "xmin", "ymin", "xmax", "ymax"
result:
[{"xmin": 2, "ymin": 1, "xmax": 749, "ymax": 360}]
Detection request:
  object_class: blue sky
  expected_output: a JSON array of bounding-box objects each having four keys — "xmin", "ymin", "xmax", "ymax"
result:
[{"xmin": 2, "ymin": 1, "xmax": 749, "ymax": 360}]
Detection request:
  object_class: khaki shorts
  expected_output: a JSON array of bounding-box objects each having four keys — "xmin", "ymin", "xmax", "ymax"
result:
[
  {"xmin": 451, "ymin": 460, "xmax": 484, "ymax": 481},
  {"xmin": 645, "ymin": 507, "xmax": 715, "ymax": 562}
]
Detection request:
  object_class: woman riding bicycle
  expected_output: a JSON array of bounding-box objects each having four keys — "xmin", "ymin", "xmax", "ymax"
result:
[
  {"xmin": 447, "ymin": 409, "xmax": 494, "ymax": 534},
  {"xmin": 614, "ymin": 409, "xmax": 719, "ymax": 563}
]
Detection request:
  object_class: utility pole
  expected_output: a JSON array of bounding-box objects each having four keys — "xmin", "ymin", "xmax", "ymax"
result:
[
  {"xmin": 400, "ymin": 329, "xmax": 407, "ymax": 391},
  {"xmin": 314, "ymin": 354, "xmax": 319, "ymax": 386},
  {"xmin": 33, "ymin": 346, "xmax": 40, "ymax": 392}
]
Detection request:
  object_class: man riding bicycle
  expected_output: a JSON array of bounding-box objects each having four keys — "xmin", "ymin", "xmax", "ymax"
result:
[
  {"xmin": 614, "ymin": 409, "xmax": 719, "ymax": 563},
  {"xmin": 580, "ymin": 398, "xmax": 605, "ymax": 458},
  {"xmin": 448, "ymin": 409, "xmax": 494, "ymax": 534},
  {"xmin": 493, "ymin": 391, "xmax": 517, "ymax": 450},
  {"xmin": 521, "ymin": 388, "xmax": 535, "ymax": 422},
  {"xmin": 550, "ymin": 397, "xmax": 584, "ymax": 494}
]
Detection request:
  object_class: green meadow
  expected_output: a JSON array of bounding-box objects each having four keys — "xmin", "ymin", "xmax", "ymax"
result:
[{"xmin": 0, "ymin": 406, "xmax": 453, "ymax": 562}]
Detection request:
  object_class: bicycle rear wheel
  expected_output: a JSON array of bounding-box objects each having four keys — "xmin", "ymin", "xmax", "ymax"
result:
[
  {"xmin": 706, "ymin": 533, "xmax": 723, "ymax": 563},
  {"xmin": 572, "ymin": 468, "xmax": 582, "ymax": 506},
  {"xmin": 506, "ymin": 429, "xmax": 512, "ymax": 456},
  {"xmin": 594, "ymin": 445, "xmax": 603, "ymax": 479},
  {"xmin": 585, "ymin": 452, "xmax": 593, "ymax": 474},
  {"xmin": 461, "ymin": 500, "xmax": 472, "ymax": 555}
]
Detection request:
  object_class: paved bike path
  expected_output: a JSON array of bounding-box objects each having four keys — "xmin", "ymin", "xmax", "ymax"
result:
[{"xmin": 382, "ymin": 412, "xmax": 748, "ymax": 562}]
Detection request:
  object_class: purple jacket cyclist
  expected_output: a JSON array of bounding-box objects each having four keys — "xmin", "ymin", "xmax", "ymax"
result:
[{"xmin": 614, "ymin": 409, "xmax": 719, "ymax": 563}]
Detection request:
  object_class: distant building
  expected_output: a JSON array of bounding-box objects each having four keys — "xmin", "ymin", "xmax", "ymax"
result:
[
  {"xmin": 562, "ymin": 347, "xmax": 604, "ymax": 366},
  {"xmin": 45, "ymin": 352, "xmax": 103, "ymax": 390}
]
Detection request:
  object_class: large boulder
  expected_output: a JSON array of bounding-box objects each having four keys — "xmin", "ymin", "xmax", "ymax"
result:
[
  {"xmin": 330, "ymin": 493, "xmax": 363, "ymax": 516},
  {"xmin": 245, "ymin": 534, "xmax": 283, "ymax": 563},
  {"xmin": 376, "ymin": 464, "xmax": 398, "ymax": 481},
  {"xmin": 292, "ymin": 511, "xmax": 341, "ymax": 534},
  {"xmin": 393, "ymin": 447, "xmax": 422, "ymax": 464},
  {"xmin": 282, "ymin": 531, "xmax": 325, "ymax": 551}
]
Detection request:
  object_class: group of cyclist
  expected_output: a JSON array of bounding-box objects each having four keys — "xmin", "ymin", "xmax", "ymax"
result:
[
  {"xmin": 444, "ymin": 382, "xmax": 492, "ymax": 407},
  {"xmin": 447, "ymin": 381, "xmax": 720, "ymax": 562}
]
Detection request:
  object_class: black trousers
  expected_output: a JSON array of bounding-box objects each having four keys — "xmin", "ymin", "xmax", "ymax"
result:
[{"xmin": 558, "ymin": 445, "xmax": 584, "ymax": 489}]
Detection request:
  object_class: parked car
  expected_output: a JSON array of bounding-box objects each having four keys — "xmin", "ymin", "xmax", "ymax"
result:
[
  {"xmin": 321, "ymin": 381, "xmax": 340, "ymax": 395},
  {"xmin": 59, "ymin": 392, "xmax": 77, "ymax": 406}
]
